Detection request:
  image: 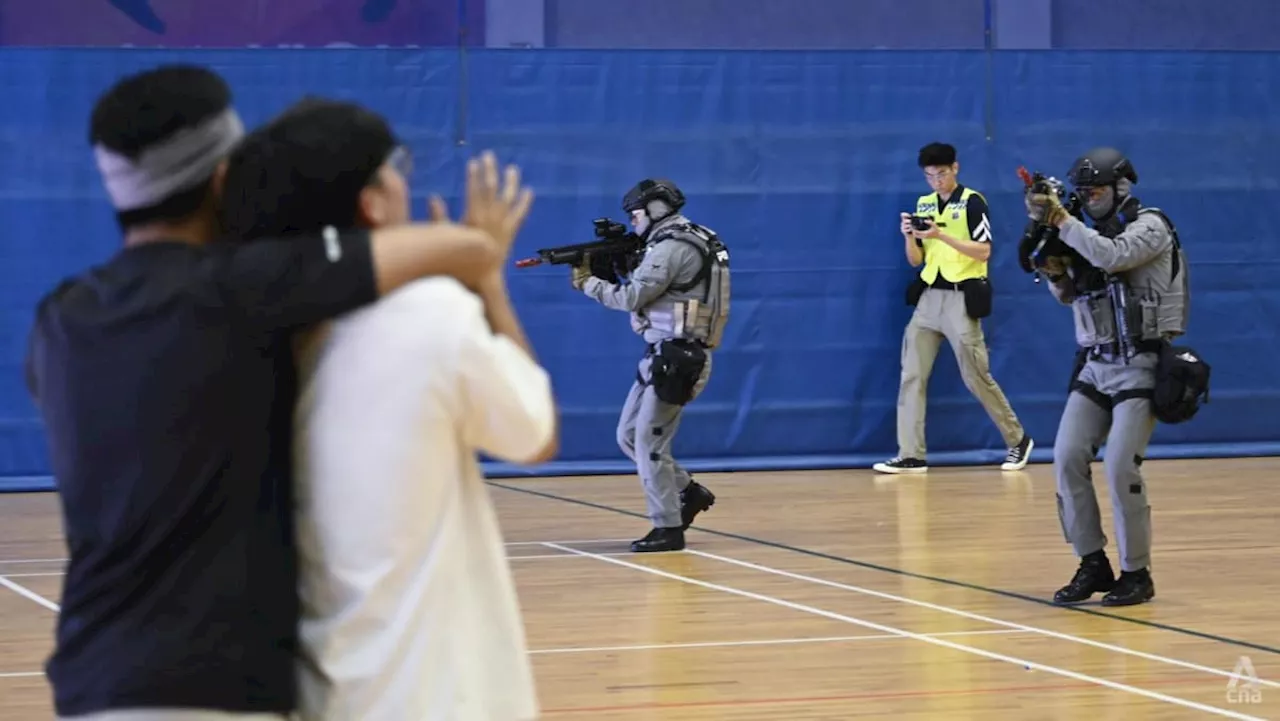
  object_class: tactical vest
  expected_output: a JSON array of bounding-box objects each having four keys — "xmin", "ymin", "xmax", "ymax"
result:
[
  {"xmin": 646, "ymin": 223, "xmax": 731, "ymax": 349},
  {"xmin": 1071, "ymin": 207, "xmax": 1189, "ymax": 351},
  {"xmin": 916, "ymin": 187, "xmax": 987, "ymax": 284}
]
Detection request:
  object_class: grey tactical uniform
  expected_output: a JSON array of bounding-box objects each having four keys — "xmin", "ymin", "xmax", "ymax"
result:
[
  {"xmin": 581, "ymin": 213, "xmax": 713, "ymax": 529},
  {"xmin": 1046, "ymin": 209, "xmax": 1187, "ymax": 573}
]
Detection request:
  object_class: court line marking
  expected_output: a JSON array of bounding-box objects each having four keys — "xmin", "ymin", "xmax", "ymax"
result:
[
  {"xmin": 509, "ymin": 552, "xmax": 637, "ymax": 560},
  {"xmin": 0, "ymin": 540, "xmax": 632, "ymax": 566},
  {"xmin": 686, "ymin": 548, "xmax": 1280, "ymax": 690},
  {"xmin": 530, "ymin": 629, "xmax": 1022, "ymax": 655},
  {"xmin": 0, "ymin": 576, "xmax": 60, "ymax": 612},
  {"xmin": 488, "ymin": 481, "xmax": 1280, "ymax": 657},
  {"xmin": 0, "ymin": 553, "xmax": 637, "ymax": 576},
  {"xmin": 505, "ymin": 539, "xmax": 632, "ymax": 547},
  {"xmin": 538, "ymin": 675, "xmax": 1231, "ymax": 716},
  {"xmin": 0, "ymin": 631, "xmax": 1028, "ymax": 683},
  {"xmin": 543, "ymin": 542, "xmax": 1266, "ymax": 721}
]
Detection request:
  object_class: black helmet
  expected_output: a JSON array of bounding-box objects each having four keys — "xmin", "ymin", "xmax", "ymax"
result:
[
  {"xmin": 622, "ymin": 178, "xmax": 685, "ymax": 213},
  {"xmin": 1067, "ymin": 147, "xmax": 1138, "ymax": 188}
]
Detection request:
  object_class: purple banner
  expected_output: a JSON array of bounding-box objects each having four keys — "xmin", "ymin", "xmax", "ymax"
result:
[{"xmin": 0, "ymin": 0, "xmax": 484, "ymax": 47}]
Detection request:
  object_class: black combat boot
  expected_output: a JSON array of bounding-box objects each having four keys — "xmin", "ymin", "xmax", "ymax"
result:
[
  {"xmin": 1053, "ymin": 550, "xmax": 1116, "ymax": 604},
  {"xmin": 630, "ymin": 527, "xmax": 685, "ymax": 553},
  {"xmin": 1101, "ymin": 568, "xmax": 1155, "ymax": 607},
  {"xmin": 679, "ymin": 480, "xmax": 716, "ymax": 530}
]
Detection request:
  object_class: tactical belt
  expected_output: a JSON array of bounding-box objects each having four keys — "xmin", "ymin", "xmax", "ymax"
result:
[
  {"xmin": 1083, "ymin": 338, "xmax": 1162, "ymax": 360},
  {"xmin": 645, "ymin": 340, "xmax": 708, "ymax": 354},
  {"xmin": 1072, "ymin": 338, "xmax": 1163, "ymax": 410},
  {"xmin": 1071, "ymin": 382, "xmax": 1153, "ymax": 411},
  {"xmin": 928, "ymin": 277, "xmax": 961, "ymax": 290}
]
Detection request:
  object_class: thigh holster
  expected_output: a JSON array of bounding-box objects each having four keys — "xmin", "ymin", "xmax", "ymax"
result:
[
  {"xmin": 1152, "ymin": 342, "xmax": 1211, "ymax": 424},
  {"xmin": 641, "ymin": 340, "xmax": 707, "ymax": 406}
]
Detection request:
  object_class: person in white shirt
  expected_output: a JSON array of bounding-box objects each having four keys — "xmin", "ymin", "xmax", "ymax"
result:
[{"xmin": 219, "ymin": 97, "xmax": 558, "ymax": 720}]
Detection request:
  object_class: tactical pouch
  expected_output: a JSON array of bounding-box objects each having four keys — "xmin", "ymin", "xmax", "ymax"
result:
[
  {"xmin": 1152, "ymin": 342, "xmax": 1211, "ymax": 424},
  {"xmin": 905, "ymin": 277, "xmax": 927, "ymax": 307},
  {"xmin": 650, "ymin": 339, "xmax": 707, "ymax": 406},
  {"xmin": 960, "ymin": 278, "xmax": 993, "ymax": 319}
]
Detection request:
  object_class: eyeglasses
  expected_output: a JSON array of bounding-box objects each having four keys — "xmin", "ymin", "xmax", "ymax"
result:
[{"xmin": 386, "ymin": 145, "xmax": 413, "ymax": 179}]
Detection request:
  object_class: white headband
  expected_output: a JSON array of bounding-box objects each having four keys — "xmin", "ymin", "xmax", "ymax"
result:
[{"xmin": 93, "ymin": 107, "xmax": 245, "ymax": 212}]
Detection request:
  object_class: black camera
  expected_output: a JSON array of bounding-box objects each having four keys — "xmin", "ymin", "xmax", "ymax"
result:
[
  {"xmin": 593, "ymin": 217, "xmax": 629, "ymax": 240},
  {"xmin": 908, "ymin": 215, "xmax": 948, "ymax": 232}
]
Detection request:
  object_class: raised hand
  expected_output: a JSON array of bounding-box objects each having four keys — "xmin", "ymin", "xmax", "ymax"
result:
[{"xmin": 461, "ymin": 151, "xmax": 534, "ymax": 260}]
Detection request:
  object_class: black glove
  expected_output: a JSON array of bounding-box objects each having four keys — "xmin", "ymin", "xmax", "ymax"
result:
[
  {"xmin": 588, "ymin": 253, "xmax": 622, "ymax": 284},
  {"xmin": 1042, "ymin": 256, "xmax": 1071, "ymax": 277}
]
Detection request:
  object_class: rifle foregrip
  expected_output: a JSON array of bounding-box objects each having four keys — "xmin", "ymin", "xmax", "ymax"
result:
[{"xmin": 541, "ymin": 248, "xmax": 586, "ymax": 265}]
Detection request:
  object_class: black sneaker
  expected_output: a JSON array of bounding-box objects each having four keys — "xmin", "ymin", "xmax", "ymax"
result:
[
  {"xmin": 1002, "ymin": 435, "xmax": 1034, "ymax": 471},
  {"xmin": 873, "ymin": 457, "xmax": 927, "ymax": 474},
  {"xmin": 679, "ymin": 480, "xmax": 715, "ymax": 530},
  {"xmin": 1101, "ymin": 569, "xmax": 1155, "ymax": 607},
  {"xmin": 1053, "ymin": 552, "xmax": 1116, "ymax": 604}
]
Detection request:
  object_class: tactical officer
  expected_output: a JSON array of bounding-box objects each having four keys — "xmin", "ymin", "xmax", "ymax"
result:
[
  {"xmin": 572, "ymin": 179, "xmax": 729, "ymax": 552},
  {"xmin": 1025, "ymin": 147, "xmax": 1189, "ymax": 607},
  {"xmin": 875, "ymin": 142, "xmax": 1033, "ymax": 475}
]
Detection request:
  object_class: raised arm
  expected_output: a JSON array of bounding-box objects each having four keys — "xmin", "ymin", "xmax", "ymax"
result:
[
  {"xmin": 367, "ymin": 223, "xmax": 498, "ymax": 296},
  {"xmin": 216, "ymin": 223, "xmax": 497, "ymax": 332},
  {"xmin": 220, "ymin": 150, "xmax": 532, "ymax": 333},
  {"xmin": 1057, "ymin": 213, "xmax": 1172, "ymax": 273},
  {"xmin": 581, "ymin": 240, "xmax": 694, "ymax": 312}
]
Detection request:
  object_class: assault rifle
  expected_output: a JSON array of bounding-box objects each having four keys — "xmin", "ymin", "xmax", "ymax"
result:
[
  {"xmin": 514, "ymin": 217, "xmax": 645, "ymax": 284},
  {"xmin": 1015, "ymin": 165, "xmax": 1085, "ymax": 281},
  {"xmin": 1018, "ymin": 167, "xmax": 1135, "ymax": 363}
]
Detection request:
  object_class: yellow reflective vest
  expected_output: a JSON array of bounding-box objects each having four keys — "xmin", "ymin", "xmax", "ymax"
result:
[{"xmin": 916, "ymin": 185, "xmax": 988, "ymax": 284}]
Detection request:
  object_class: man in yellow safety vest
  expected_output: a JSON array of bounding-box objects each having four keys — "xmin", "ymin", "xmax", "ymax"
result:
[{"xmin": 874, "ymin": 142, "xmax": 1033, "ymax": 475}]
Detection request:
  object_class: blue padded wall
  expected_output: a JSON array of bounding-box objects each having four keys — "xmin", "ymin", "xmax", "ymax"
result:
[{"xmin": 2, "ymin": 49, "xmax": 1278, "ymax": 491}]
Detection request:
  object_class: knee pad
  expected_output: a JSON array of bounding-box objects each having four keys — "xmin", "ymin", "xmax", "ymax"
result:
[{"xmin": 1103, "ymin": 451, "xmax": 1144, "ymax": 488}]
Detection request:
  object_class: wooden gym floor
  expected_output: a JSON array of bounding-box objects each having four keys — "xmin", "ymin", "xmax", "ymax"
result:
[{"xmin": 1, "ymin": 457, "xmax": 1277, "ymax": 720}]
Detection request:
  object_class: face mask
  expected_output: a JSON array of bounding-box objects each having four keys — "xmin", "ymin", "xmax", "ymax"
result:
[
  {"xmin": 631, "ymin": 210, "xmax": 650, "ymax": 236},
  {"xmin": 1084, "ymin": 185, "xmax": 1116, "ymax": 220}
]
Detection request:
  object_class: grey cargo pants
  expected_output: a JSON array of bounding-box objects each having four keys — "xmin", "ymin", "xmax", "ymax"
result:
[
  {"xmin": 616, "ymin": 349, "xmax": 712, "ymax": 528},
  {"xmin": 1053, "ymin": 351, "xmax": 1159, "ymax": 572}
]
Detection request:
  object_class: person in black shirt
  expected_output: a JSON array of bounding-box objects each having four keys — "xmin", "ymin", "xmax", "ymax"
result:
[
  {"xmin": 873, "ymin": 142, "xmax": 1032, "ymax": 476},
  {"xmin": 25, "ymin": 64, "xmax": 531, "ymax": 720}
]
